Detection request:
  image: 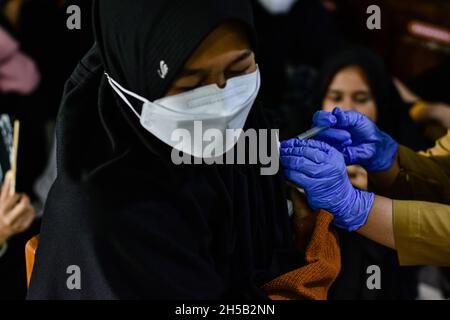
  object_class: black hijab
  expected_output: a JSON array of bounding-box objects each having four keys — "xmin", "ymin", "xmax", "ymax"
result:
[
  {"xmin": 28, "ymin": 0, "xmax": 301, "ymax": 299},
  {"xmin": 309, "ymin": 47, "xmax": 427, "ymax": 150}
]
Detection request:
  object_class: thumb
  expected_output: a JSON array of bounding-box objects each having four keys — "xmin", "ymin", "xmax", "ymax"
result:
[
  {"xmin": 343, "ymin": 144, "xmax": 376, "ymax": 166},
  {"xmin": 312, "ymin": 110, "xmax": 337, "ymax": 127},
  {"xmin": 333, "ymin": 108, "xmax": 363, "ymax": 129},
  {"xmin": 342, "ymin": 146, "xmax": 357, "ymax": 166}
]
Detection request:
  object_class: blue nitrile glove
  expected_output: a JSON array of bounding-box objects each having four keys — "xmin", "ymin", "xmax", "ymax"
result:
[
  {"xmin": 280, "ymin": 139, "xmax": 375, "ymax": 232},
  {"xmin": 312, "ymin": 107, "xmax": 399, "ymax": 171}
]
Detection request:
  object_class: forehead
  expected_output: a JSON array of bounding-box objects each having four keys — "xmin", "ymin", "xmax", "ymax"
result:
[
  {"xmin": 329, "ymin": 66, "xmax": 370, "ymax": 90},
  {"xmin": 184, "ymin": 22, "xmax": 252, "ymax": 67}
]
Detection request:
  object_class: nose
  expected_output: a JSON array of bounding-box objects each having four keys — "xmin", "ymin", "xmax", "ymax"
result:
[
  {"xmin": 210, "ymin": 72, "xmax": 227, "ymax": 89},
  {"xmin": 217, "ymin": 76, "xmax": 227, "ymax": 89},
  {"xmin": 341, "ymin": 97, "xmax": 353, "ymax": 111}
]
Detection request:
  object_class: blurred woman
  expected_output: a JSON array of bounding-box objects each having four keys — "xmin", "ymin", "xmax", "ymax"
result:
[
  {"xmin": 311, "ymin": 47, "xmax": 428, "ymax": 188},
  {"xmin": 0, "ymin": 0, "xmax": 93, "ymax": 203},
  {"xmin": 312, "ymin": 47, "xmax": 427, "ymax": 141},
  {"xmin": 0, "ymin": 13, "xmax": 39, "ymax": 299},
  {"xmin": 308, "ymin": 47, "xmax": 426, "ymax": 300}
]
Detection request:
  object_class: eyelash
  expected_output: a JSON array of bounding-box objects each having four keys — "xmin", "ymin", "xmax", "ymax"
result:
[
  {"xmin": 226, "ymin": 66, "xmax": 251, "ymax": 77},
  {"xmin": 179, "ymin": 66, "xmax": 251, "ymax": 91},
  {"xmin": 328, "ymin": 96, "xmax": 371, "ymax": 103},
  {"xmin": 179, "ymin": 82, "xmax": 203, "ymax": 91},
  {"xmin": 329, "ymin": 96, "xmax": 342, "ymax": 102}
]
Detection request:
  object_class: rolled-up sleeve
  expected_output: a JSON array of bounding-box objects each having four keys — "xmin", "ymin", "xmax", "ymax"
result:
[{"xmin": 393, "ymin": 200, "xmax": 450, "ymax": 266}]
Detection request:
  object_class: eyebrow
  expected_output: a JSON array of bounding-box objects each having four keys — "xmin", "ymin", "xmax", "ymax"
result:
[
  {"xmin": 227, "ymin": 50, "xmax": 253, "ymax": 69},
  {"xmin": 177, "ymin": 50, "xmax": 254, "ymax": 78}
]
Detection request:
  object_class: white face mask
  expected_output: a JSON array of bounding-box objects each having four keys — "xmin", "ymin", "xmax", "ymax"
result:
[
  {"xmin": 105, "ymin": 67, "xmax": 261, "ymax": 159},
  {"xmin": 258, "ymin": 0, "xmax": 298, "ymax": 15}
]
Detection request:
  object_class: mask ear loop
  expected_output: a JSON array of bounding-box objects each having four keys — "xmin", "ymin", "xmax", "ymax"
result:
[{"xmin": 104, "ymin": 73, "xmax": 148, "ymax": 119}]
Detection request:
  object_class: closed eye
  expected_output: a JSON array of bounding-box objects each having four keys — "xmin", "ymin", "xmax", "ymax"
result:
[
  {"xmin": 226, "ymin": 65, "xmax": 252, "ymax": 78},
  {"xmin": 176, "ymin": 82, "xmax": 203, "ymax": 92},
  {"xmin": 353, "ymin": 91, "xmax": 371, "ymax": 103},
  {"xmin": 327, "ymin": 92, "xmax": 343, "ymax": 102}
]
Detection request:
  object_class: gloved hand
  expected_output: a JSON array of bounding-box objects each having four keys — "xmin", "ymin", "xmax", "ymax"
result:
[
  {"xmin": 280, "ymin": 139, "xmax": 374, "ymax": 232},
  {"xmin": 312, "ymin": 107, "xmax": 399, "ymax": 171}
]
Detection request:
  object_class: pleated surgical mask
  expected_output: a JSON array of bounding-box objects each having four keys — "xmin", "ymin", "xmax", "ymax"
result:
[{"xmin": 105, "ymin": 67, "xmax": 261, "ymax": 159}]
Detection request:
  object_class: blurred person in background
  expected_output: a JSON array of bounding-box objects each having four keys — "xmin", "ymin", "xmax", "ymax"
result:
[
  {"xmin": 405, "ymin": 60, "xmax": 450, "ymax": 110},
  {"xmin": 311, "ymin": 47, "xmax": 429, "ymax": 188},
  {"xmin": 0, "ymin": 0, "xmax": 92, "ymax": 299},
  {"xmin": 311, "ymin": 47, "xmax": 428, "ymax": 151},
  {"xmin": 0, "ymin": 13, "xmax": 39, "ymax": 299},
  {"xmin": 395, "ymin": 77, "xmax": 450, "ymax": 130},
  {"xmin": 0, "ymin": 0, "xmax": 93, "ymax": 202},
  {"xmin": 306, "ymin": 47, "xmax": 428, "ymax": 300}
]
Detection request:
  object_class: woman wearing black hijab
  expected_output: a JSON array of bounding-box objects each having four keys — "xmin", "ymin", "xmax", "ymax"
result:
[{"xmin": 28, "ymin": 0, "xmax": 303, "ymax": 299}]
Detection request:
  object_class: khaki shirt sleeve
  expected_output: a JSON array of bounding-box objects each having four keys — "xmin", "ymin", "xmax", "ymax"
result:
[
  {"xmin": 374, "ymin": 130, "xmax": 450, "ymax": 203},
  {"xmin": 393, "ymin": 200, "xmax": 450, "ymax": 266},
  {"xmin": 419, "ymin": 129, "xmax": 450, "ymax": 160}
]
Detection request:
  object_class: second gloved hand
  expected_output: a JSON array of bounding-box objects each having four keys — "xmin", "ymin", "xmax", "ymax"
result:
[
  {"xmin": 313, "ymin": 107, "xmax": 399, "ymax": 171},
  {"xmin": 280, "ymin": 139, "xmax": 375, "ymax": 232}
]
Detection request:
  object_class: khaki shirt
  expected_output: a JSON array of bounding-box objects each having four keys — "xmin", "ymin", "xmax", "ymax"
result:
[{"xmin": 374, "ymin": 130, "xmax": 450, "ymax": 266}]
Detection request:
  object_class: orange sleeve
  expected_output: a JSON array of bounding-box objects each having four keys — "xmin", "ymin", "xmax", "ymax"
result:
[{"xmin": 262, "ymin": 210, "xmax": 341, "ymax": 300}]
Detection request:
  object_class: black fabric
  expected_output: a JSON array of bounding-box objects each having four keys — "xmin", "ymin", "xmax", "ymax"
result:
[
  {"xmin": 308, "ymin": 46, "xmax": 428, "ymax": 151},
  {"xmin": 0, "ymin": 220, "xmax": 40, "ymax": 300},
  {"xmin": 28, "ymin": 0, "xmax": 301, "ymax": 299},
  {"xmin": 253, "ymin": 0, "xmax": 346, "ymax": 108},
  {"xmin": 408, "ymin": 59, "xmax": 450, "ymax": 105},
  {"xmin": 17, "ymin": 0, "xmax": 92, "ymax": 200},
  {"xmin": 329, "ymin": 229, "xmax": 418, "ymax": 300},
  {"xmin": 18, "ymin": 0, "xmax": 94, "ymax": 120}
]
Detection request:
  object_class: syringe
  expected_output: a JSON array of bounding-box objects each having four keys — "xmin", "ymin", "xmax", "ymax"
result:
[{"xmin": 296, "ymin": 126, "xmax": 330, "ymax": 140}]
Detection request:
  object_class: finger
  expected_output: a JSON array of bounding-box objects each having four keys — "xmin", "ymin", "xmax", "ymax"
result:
[
  {"xmin": 280, "ymin": 138, "xmax": 299, "ymax": 149},
  {"xmin": 284, "ymin": 169, "xmax": 316, "ymax": 189},
  {"xmin": 312, "ymin": 110, "xmax": 337, "ymax": 127},
  {"xmin": 0, "ymin": 171, "xmax": 13, "ymax": 204},
  {"xmin": 281, "ymin": 138, "xmax": 319, "ymax": 149},
  {"xmin": 314, "ymin": 128, "xmax": 352, "ymax": 147},
  {"xmin": 13, "ymin": 206, "xmax": 35, "ymax": 233},
  {"xmin": 281, "ymin": 145, "xmax": 328, "ymax": 164},
  {"xmin": 5, "ymin": 195, "xmax": 31, "ymax": 225},
  {"xmin": 1, "ymin": 193, "xmax": 22, "ymax": 214},
  {"xmin": 343, "ymin": 143, "xmax": 377, "ymax": 165},
  {"xmin": 281, "ymin": 138, "xmax": 332, "ymax": 151},
  {"xmin": 332, "ymin": 106, "xmax": 343, "ymax": 114},
  {"xmin": 281, "ymin": 155, "xmax": 326, "ymax": 178},
  {"xmin": 332, "ymin": 108, "xmax": 365, "ymax": 129}
]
